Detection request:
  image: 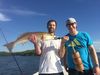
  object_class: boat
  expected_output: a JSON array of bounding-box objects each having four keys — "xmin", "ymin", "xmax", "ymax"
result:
[{"xmin": 33, "ymin": 66, "xmax": 68, "ymax": 75}]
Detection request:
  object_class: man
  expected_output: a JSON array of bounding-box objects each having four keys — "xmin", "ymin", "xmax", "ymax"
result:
[
  {"xmin": 29, "ymin": 20, "xmax": 64, "ymax": 75},
  {"xmin": 59, "ymin": 18, "xmax": 100, "ymax": 75}
]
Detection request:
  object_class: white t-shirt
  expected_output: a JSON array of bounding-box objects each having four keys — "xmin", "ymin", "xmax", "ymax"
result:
[{"xmin": 38, "ymin": 39, "xmax": 63, "ymax": 74}]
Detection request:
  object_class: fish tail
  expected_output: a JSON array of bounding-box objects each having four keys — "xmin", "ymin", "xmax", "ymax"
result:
[{"xmin": 4, "ymin": 41, "xmax": 15, "ymax": 52}]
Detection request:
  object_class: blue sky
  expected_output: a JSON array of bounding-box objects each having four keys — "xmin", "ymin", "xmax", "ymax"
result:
[{"xmin": 0, "ymin": 0, "xmax": 100, "ymax": 52}]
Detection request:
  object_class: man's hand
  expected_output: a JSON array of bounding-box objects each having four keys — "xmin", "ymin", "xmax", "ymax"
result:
[
  {"xmin": 94, "ymin": 66, "xmax": 100, "ymax": 75},
  {"xmin": 61, "ymin": 36, "xmax": 69, "ymax": 44},
  {"xmin": 29, "ymin": 34, "xmax": 37, "ymax": 44}
]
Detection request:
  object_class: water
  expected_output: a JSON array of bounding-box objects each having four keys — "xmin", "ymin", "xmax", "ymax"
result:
[
  {"xmin": 0, "ymin": 53, "xmax": 100, "ymax": 75},
  {"xmin": 0, "ymin": 56, "xmax": 40, "ymax": 75}
]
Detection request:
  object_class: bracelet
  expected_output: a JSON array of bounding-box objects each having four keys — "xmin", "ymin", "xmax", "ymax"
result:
[{"xmin": 94, "ymin": 64, "xmax": 99, "ymax": 68}]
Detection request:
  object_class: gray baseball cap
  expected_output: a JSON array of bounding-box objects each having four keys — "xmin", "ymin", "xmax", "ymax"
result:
[{"xmin": 66, "ymin": 17, "xmax": 77, "ymax": 25}]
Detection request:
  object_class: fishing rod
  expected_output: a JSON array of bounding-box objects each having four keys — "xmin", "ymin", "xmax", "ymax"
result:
[{"xmin": 0, "ymin": 28, "xmax": 23, "ymax": 75}]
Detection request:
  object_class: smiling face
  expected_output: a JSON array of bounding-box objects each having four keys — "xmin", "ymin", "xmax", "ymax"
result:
[
  {"xmin": 66, "ymin": 22, "xmax": 78, "ymax": 35},
  {"xmin": 47, "ymin": 20, "xmax": 57, "ymax": 34}
]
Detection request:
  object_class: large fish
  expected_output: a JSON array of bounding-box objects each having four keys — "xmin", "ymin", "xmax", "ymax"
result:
[{"xmin": 4, "ymin": 32, "xmax": 55, "ymax": 51}]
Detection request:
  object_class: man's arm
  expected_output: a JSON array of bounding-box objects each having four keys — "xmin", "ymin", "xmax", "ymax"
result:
[
  {"xmin": 29, "ymin": 34, "xmax": 42, "ymax": 55},
  {"xmin": 34, "ymin": 42, "xmax": 42, "ymax": 55},
  {"xmin": 59, "ymin": 41, "xmax": 66, "ymax": 58},
  {"xmin": 88, "ymin": 45, "xmax": 100, "ymax": 74},
  {"xmin": 63, "ymin": 50, "xmax": 69, "ymax": 71},
  {"xmin": 58, "ymin": 36, "xmax": 69, "ymax": 58}
]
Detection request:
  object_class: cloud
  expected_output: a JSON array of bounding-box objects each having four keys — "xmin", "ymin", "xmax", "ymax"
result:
[
  {"xmin": 94, "ymin": 41, "xmax": 100, "ymax": 52},
  {"xmin": 0, "ymin": 13, "xmax": 11, "ymax": 21},
  {"xmin": 0, "ymin": 9, "xmax": 47, "ymax": 16},
  {"xmin": 14, "ymin": 9, "xmax": 47, "ymax": 16},
  {"xmin": 94, "ymin": 41, "xmax": 100, "ymax": 44}
]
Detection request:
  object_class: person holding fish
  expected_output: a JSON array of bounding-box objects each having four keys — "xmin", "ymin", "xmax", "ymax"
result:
[
  {"xmin": 59, "ymin": 18, "xmax": 100, "ymax": 75},
  {"xmin": 29, "ymin": 20, "xmax": 64, "ymax": 75}
]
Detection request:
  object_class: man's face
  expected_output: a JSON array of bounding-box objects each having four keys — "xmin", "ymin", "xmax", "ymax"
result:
[
  {"xmin": 48, "ymin": 21, "xmax": 56, "ymax": 33},
  {"xmin": 66, "ymin": 23, "xmax": 77, "ymax": 33}
]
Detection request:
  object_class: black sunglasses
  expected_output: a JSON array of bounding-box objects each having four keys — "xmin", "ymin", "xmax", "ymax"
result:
[{"xmin": 66, "ymin": 23, "xmax": 75, "ymax": 26}]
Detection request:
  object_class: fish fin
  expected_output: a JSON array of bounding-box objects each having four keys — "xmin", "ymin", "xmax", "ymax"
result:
[{"xmin": 4, "ymin": 42, "xmax": 15, "ymax": 52}]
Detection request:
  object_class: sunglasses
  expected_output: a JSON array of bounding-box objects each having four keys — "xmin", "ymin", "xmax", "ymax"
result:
[{"xmin": 66, "ymin": 23, "xmax": 75, "ymax": 27}]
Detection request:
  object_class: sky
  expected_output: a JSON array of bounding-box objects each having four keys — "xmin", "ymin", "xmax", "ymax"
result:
[{"xmin": 0, "ymin": 0, "xmax": 100, "ymax": 52}]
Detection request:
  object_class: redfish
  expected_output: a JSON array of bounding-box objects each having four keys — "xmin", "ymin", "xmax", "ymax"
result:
[{"xmin": 4, "ymin": 32, "xmax": 55, "ymax": 51}]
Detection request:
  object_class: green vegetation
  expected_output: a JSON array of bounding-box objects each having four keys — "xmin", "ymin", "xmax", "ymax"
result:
[
  {"xmin": 0, "ymin": 49, "xmax": 35, "ymax": 56},
  {"xmin": 0, "ymin": 52, "xmax": 11, "ymax": 56}
]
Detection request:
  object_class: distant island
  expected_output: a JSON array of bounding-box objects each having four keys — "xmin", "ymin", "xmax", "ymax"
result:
[
  {"xmin": 0, "ymin": 50, "xmax": 100, "ymax": 57},
  {"xmin": 0, "ymin": 49, "xmax": 35, "ymax": 56}
]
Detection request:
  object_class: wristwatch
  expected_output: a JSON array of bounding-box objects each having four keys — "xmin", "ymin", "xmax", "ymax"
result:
[{"xmin": 94, "ymin": 64, "xmax": 99, "ymax": 68}]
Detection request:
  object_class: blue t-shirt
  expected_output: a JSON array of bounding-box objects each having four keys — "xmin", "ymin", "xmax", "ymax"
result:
[{"xmin": 65, "ymin": 32, "xmax": 93, "ymax": 70}]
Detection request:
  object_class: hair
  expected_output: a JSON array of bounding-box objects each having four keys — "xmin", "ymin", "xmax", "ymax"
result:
[{"xmin": 47, "ymin": 19, "xmax": 57, "ymax": 28}]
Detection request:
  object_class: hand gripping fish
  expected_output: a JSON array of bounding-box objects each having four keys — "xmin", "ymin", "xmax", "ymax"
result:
[
  {"xmin": 71, "ymin": 41, "xmax": 84, "ymax": 72},
  {"xmin": 4, "ymin": 32, "xmax": 55, "ymax": 51}
]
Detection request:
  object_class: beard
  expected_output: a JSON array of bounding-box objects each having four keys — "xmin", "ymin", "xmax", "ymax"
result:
[{"xmin": 48, "ymin": 28, "xmax": 55, "ymax": 33}]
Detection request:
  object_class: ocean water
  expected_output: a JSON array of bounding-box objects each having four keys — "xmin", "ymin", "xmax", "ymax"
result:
[
  {"xmin": 0, "ymin": 56, "xmax": 40, "ymax": 75},
  {"xmin": 0, "ymin": 53, "xmax": 100, "ymax": 75}
]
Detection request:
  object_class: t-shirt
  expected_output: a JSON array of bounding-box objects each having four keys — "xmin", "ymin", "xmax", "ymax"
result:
[
  {"xmin": 65, "ymin": 32, "xmax": 93, "ymax": 70},
  {"xmin": 38, "ymin": 39, "xmax": 63, "ymax": 74}
]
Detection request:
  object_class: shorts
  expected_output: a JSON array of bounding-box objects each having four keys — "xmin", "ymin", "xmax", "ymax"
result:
[{"xmin": 68, "ymin": 68, "xmax": 94, "ymax": 75}]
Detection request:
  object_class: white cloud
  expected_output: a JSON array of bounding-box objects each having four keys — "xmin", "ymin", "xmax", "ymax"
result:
[
  {"xmin": 0, "ymin": 9, "xmax": 47, "ymax": 16},
  {"xmin": 14, "ymin": 9, "xmax": 47, "ymax": 16},
  {"xmin": 94, "ymin": 41, "xmax": 100, "ymax": 44},
  {"xmin": 0, "ymin": 13, "xmax": 11, "ymax": 21},
  {"xmin": 94, "ymin": 41, "xmax": 100, "ymax": 52}
]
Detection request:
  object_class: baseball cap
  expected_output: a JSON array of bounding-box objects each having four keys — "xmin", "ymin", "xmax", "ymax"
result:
[{"xmin": 66, "ymin": 17, "xmax": 77, "ymax": 25}]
